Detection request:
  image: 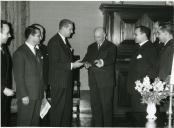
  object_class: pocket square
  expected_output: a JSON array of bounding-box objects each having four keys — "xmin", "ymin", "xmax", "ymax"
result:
[{"xmin": 136, "ymin": 54, "xmax": 142, "ymax": 59}]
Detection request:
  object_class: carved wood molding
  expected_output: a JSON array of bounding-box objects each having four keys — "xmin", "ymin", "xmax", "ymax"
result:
[{"xmin": 100, "ymin": 4, "xmax": 173, "ymax": 23}]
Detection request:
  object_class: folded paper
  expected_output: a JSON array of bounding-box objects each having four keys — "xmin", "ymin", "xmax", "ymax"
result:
[{"xmin": 40, "ymin": 98, "xmax": 51, "ymax": 119}]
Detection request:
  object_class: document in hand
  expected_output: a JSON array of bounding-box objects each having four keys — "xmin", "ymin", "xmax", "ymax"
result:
[{"xmin": 40, "ymin": 98, "xmax": 51, "ymax": 119}]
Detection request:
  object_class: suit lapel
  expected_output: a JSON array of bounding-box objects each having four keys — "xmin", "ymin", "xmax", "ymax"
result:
[
  {"xmin": 139, "ymin": 41, "xmax": 150, "ymax": 49},
  {"xmin": 165, "ymin": 39, "xmax": 173, "ymax": 48},
  {"xmin": 99, "ymin": 40, "xmax": 108, "ymax": 51},
  {"xmin": 138, "ymin": 41, "xmax": 151, "ymax": 54},
  {"xmin": 56, "ymin": 33, "xmax": 72, "ymax": 57},
  {"xmin": 93, "ymin": 41, "xmax": 108, "ymax": 59},
  {"xmin": 23, "ymin": 44, "xmax": 40, "ymax": 64},
  {"xmin": 161, "ymin": 39, "xmax": 174, "ymax": 55}
]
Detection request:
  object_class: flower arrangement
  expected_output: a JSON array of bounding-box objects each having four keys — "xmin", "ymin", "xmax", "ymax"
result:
[{"xmin": 135, "ymin": 76, "xmax": 169, "ymax": 105}]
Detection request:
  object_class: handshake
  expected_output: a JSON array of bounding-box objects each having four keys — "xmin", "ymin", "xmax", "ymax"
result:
[
  {"xmin": 84, "ymin": 59, "xmax": 104, "ymax": 69},
  {"xmin": 72, "ymin": 59, "xmax": 104, "ymax": 69},
  {"xmin": 72, "ymin": 60, "xmax": 84, "ymax": 69}
]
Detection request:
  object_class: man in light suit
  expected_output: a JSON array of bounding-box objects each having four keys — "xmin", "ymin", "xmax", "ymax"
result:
[
  {"xmin": 157, "ymin": 23, "xmax": 173, "ymax": 82},
  {"xmin": 83, "ymin": 27, "xmax": 116, "ymax": 126},
  {"xmin": 127, "ymin": 26, "xmax": 158, "ymax": 125},
  {"xmin": 48, "ymin": 19, "xmax": 83, "ymax": 127},
  {"xmin": 13, "ymin": 25, "xmax": 45, "ymax": 126},
  {"xmin": 1, "ymin": 20, "xmax": 15, "ymax": 126}
]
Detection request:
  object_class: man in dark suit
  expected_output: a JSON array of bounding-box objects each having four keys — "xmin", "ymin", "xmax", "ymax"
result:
[
  {"xmin": 153, "ymin": 21, "xmax": 164, "ymax": 58},
  {"xmin": 32, "ymin": 24, "xmax": 50, "ymax": 98},
  {"xmin": 127, "ymin": 26, "xmax": 158, "ymax": 125},
  {"xmin": 48, "ymin": 19, "xmax": 83, "ymax": 127},
  {"xmin": 157, "ymin": 23, "xmax": 173, "ymax": 82},
  {"xmin": 13, "ymin": 25, "xmax": 45, "ymax": 126},
  {"xmin": 31, "ymin": 24, "xmax": 50, "ymax": 126},
  {"xmin": 1, "ymin": 20, "xmax": 15, "ymax": 126},
  {"xmin": 83, "ymin": 27, "xmax": 116, "ymax": 126}
]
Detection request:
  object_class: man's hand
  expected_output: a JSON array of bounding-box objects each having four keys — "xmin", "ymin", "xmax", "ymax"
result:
[
  {"xmin": 3, "ymin": 88, "xmax": 15, "ymax": 96},
  {"xmin": 84, "ymin": 62, "xmax": 92, "ymax": 69},
  {"xmin": 22, "ymin": 96, "xmax": 29, "ymax": 105},
  {"xmin": 94, "ymin": 59, "xmax": 104, "ymax": 68},
  {"xmin": 72, "ymin": 60, "xmax": 84, "ymax": 69}
]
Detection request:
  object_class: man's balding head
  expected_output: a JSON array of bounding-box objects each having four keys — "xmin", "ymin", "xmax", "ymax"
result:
[{"xmin": 94, "ymin": 27, "xmax": 106, "ymax": 44}]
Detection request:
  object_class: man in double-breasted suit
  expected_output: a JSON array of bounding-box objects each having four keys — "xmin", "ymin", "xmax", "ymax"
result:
[
  {"xmin": 127, "ymin": 26, "xmax": 158, "ymax": 125},
  {"xmin": 1, "ymin": 20, "xmax": 14, "ymax": 126},
  {"xmin": 13, "ymin": 25, "xmax": 45, "ymax": 126},
  {"xmin": 157, "ymin": 23, "xmax": 174, "ymax": 81},
  {"xmin": 48, "ymin": 19, "xmax": 83, "ymax": 127},
  {"xmin": 83, "ymin": 27, "xmax": 116, "ymax": 126}
]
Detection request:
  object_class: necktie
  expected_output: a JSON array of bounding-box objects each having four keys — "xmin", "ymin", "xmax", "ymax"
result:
[
  {"xmin": 65, "ymin": 38, "xmax": 72, "ymax": 54},
  {"xmin": 34, "ymin": 46, "xmax": 40, "ymax": 63},
  {"xmin": 98, "ymin": 44, "xmax": 100, "ymax": 50}
]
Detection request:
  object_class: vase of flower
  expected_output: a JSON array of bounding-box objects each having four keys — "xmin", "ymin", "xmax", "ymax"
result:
[{"xmin": 146, "ymin": 102, "xmax": 157, "ymax": 120}]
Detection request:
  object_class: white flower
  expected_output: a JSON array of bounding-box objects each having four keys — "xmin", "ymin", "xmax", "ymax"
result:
[
  {"xmin": 152, "ymin": 78, "xmax": 166, "ymax": 92},
  {"xmin": 142, "ymin": 76, "xmax": 152, "ymax": 91},
  {"xmin": 134, "ymin": 76, "xmax": 168, "ymax": 105},
  {"xmin": 153, "ymin": 81, "xmax": 164, "ymax": 91},
  {"xmin": 135, "ymin": 80, "xmax": 144, "ymax": 94}
]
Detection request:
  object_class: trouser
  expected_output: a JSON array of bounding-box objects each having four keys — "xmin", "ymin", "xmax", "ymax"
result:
[
  {"xmin": 1, "ymin": 95, "xmax": 11, "ymax": 126},
  {"xmin": 17, "ymin": 99, "xmax": 41, "ymax": 126},
  {"xmin": 50, "ymin": 87, "xmax": 73, "ymax": 127},
  {"xmin": 130, "ymin": 93, "xmax": 147, "ymax": 126},
  {"xmin": 89, "ymin": 74, "xmax": 114, "ymax": 127}
]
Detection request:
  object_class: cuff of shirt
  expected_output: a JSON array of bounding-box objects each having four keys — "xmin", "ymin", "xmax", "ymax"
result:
[
  {"xmin": 71, "ymin": 63, "xmax": 73, "ymax": 70},
  {"xmin": 99, "ymin": 59, "xmax": 104, "ymax": 67}
]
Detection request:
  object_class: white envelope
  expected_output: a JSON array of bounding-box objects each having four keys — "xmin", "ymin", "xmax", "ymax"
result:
[
  {"xmin": 40, "ymin": 98, "xmax": 51, "ymax": 119},
  {"xmin": 137, "ymin": 54, "xmax": 142, "ymax": 59}
]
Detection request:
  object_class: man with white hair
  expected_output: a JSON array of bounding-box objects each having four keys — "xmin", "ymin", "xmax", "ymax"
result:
[{"xmin": 83, "ymin": 27, "xmax": 116, "ymax": 126}]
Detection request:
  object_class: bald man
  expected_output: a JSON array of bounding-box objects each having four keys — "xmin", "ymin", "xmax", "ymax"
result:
[{"xmin": 83, "ymin": 27, "xmax": 116, "ymax": 126}]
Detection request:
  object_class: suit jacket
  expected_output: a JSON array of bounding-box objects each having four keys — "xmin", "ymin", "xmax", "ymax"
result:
[
  {"xmin": 38, "ymin": 43, "xmax": 49, "ymax": 85},
  {"xmin": 83, "ymin": 40, "xmax": 117, "ymax": 88},
  {"xmin": 48, "ymin": 33, "xmax": 73, "ymax": 90},
  {"xmin": 159, "ymin": 39, "xmax": 174, "ymax": 81},
  {"xmin": 127, "ymin": 41, "xmax": 158, "ymax": 94},
  {"xmin": 1, "ymin": 44, "xmax": 12, "ymax": 97},
  {"xmin": 13, "ymin": 44, "xmax": 45, "ymax": 100}
]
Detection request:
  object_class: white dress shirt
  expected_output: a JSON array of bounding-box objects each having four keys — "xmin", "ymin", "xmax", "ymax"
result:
[
  {"xmin": 97, "ymin": 42, "xmax": 104, "ymax": 67},
  {"xmin": 139, "ymin": 40, "xmax": 148, "ymax": 47},
  {"xmin": 58, "ymin": 32, "xmax": 67, "ymax": 45},
  {"xmin": 25, "ymin": 42, "xmax": 36, "ymax": 55}
]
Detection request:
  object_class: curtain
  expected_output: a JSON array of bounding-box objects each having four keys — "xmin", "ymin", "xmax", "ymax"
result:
[
  {"xmin": 1, "ymin": 1, "xmax": 30, "ymax": 91},
  {"xmin": 104, "ymin": 12, "xmax": 157, "ymax": 45},
  {"xmin": 1, "ymin": 1, "xmax": 30, "ymax": 55}
]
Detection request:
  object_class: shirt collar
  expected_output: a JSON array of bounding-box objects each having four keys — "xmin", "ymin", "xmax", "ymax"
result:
[
  {"xmin": 139, "ymin": 40, "xmax": 148, "ymax": 47},
  {"xmin": 25, "ymin": 41, "xmax": 36, "ymax": 55},
  {"xmin": 98, "ymin": 40, "xmax": 105, "ymax": 47},
  {"xmin": 164, "ymin": 39, "xmax": 173, "ymax": 46},
  {"xmin": 58, "ymin": 32, "xmax": 66, "ymax": 44}
]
